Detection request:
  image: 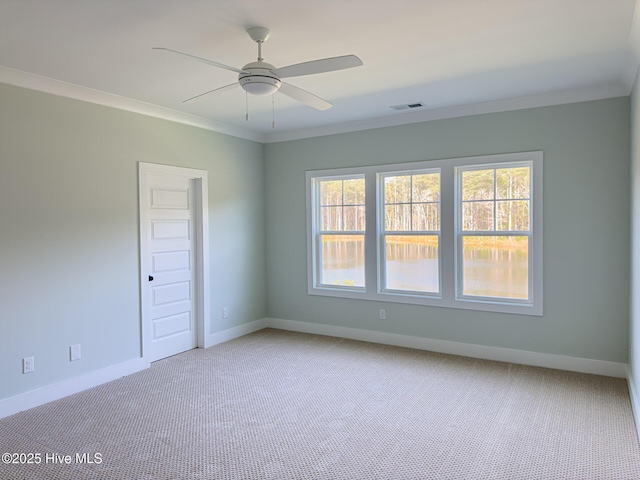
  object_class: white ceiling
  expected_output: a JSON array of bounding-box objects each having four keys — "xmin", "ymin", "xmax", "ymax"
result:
[{"xmin": 1, "ymin": 0, "xmax": 638, "ymax": 143}]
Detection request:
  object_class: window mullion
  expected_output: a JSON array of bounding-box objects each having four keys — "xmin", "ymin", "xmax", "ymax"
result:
[
  {"xmin": 341, "ymin": 181, "xmax": 345, "ymax": 231},
  {"xmin": 314, "ymin": 180, "xmax": 321, "ymax": 288},
  {"xmin": 493, "ymin": 168, "xmax": 497, "ymax": 232},
  {"xmin": 365, "ymin": 172, "xmax": 378, "ymax": 293},
  {"xmin": 441, "ymin": 165, "xmax": 456, "ymax": 303},
  {"xmin": 409, "ymin": 175, "xmax": 414, "ymax": 232}
]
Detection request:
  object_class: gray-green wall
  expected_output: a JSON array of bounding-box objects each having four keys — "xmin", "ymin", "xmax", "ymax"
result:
[
  {"xmin": 0, "ymin": 83, "xmax": 266, "ymax": 400},
  {"xmin": 265, "ymin": 98, "xmax": 631, "ymax": 363},
  {"xmin": 0, "ymin": 81, "xmax": 632, "ymax": 405}
]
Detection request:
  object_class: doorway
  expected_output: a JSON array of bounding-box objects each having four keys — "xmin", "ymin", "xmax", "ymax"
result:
[{"xmin": 139, "ymin": 162, "xmax": 209, "ymax": 361}]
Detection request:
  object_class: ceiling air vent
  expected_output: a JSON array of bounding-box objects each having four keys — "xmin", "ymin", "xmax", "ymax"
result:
[{"xmin": 390, "ymin": 102, "xmax": 426, "ymax": 111}]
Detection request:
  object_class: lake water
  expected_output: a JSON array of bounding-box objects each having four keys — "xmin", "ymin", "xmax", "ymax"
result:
[{"xmin": 320, "ymin": 236, "xmax": 528, "ymax": 299}]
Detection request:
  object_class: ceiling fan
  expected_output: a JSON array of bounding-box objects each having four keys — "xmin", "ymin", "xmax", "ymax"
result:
[{"xmin": 153, "ymin": 26, "xmax": 363, "ymax": 111}]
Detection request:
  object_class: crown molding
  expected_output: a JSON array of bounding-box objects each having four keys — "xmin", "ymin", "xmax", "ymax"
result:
[
  {"xmin": 263, "ymin": 83, "xmax": 629, "ymax": 143},
  {"xmin": 622, "ymin": 0, "xmax": 640, "ymax": 93},
  {"xmin": 0, "ymin": 66, "xmax": 266, "ymax": 143},
  {"xmin": 0, "ymin": 65, "xmax": 629, "ymax": 146}
]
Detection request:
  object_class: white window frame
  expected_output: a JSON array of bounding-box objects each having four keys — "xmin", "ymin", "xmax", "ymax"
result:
[
  {"xmin": 310, "ymin": 173, "xmax": 366, "ymax": 293},
  {"xmin": 455, "ymin": 162, "xmax": 534, "ymax": 307},
  {"xmin": 378, "ymin": 168, "xmax": 442, "ymax": 298},
  {"xmin": 306, "ymin": 151, "xmax": 543, "ymax": 316}
]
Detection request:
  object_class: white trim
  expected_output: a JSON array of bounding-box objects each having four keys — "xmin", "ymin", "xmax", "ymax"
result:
[
  {"xmin": 622, "ymin": 54, "xmax": 640, "ymax": 94},
  {"xmin": 0, "ymin": 66, "xmax": 265, "ymax": 143},
  {"xmin": 306, "ymin": 152, "xmax": 543, "ymax": 316},
  {"xmin": 454, "ymin": 158, "xmax": 543, "ymax": 315},
  {"xmin": 0, "ymin": 357, "xmax": 149, "ymax": 420},
  {"xmin": 265, "ymin": 317, "xmax": 627, "ymax": 378},
  {"xmin": 1, "ymin": 318, "xmax": 630, "ymax": 424},
  {"xmin": 628, "ymin": 366, "xmax": 640, "ymax": 441},
  {"xmin": 0, "ymin": 66, "xmax": 626, "ymax": 145},
  {"xmin": 308, "ymin": 174, "xmax": 367, "ymax": 292},
  {"xmin": 623, "ymin": 1, "xmax": 640, "ymax": 93},
  {"xmin": 196, "ymin": 175, "xmax": 211, "ymax": 350},
  {"xmin": 377, "ymin": 168, "xmax": 442, "ymax": 298},
  {"xmin": 264, "ymin": 84, "xmax": 628, "ymax": 143},
  {"xmin": 138, "ymin": 162, "xmax": 211, "ymax": 360},
  {"xmin": 0, "ymin": 319, "xmax": 267, "ymax": 419},
  {"xmin": 205, "ymin": 318, "xmax": 267, "ymax": 348}
]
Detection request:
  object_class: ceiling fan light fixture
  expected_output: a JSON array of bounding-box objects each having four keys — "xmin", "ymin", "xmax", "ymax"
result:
[
  {"xmin": 240, "ymin": 77, "xmax": 281, "ymax": 96},
  {"xmin": 239, "ymin": 62, "xmax": 282, "ymax": 96}
]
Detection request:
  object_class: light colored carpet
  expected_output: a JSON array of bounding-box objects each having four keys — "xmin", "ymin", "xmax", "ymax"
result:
[{"xmin": 1, "ymin": 328, "xmax": 639, "ymax": 479}]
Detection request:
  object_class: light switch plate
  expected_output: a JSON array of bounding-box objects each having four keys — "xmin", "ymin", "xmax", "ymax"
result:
[{"xmin": 70, "ymin": 344, "xmax": 81, "ymax": 361}]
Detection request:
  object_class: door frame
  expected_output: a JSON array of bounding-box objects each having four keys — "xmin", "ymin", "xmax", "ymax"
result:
[{"xmin": 138, "ymin": 162, "xmax": 210, "ymax": 360}]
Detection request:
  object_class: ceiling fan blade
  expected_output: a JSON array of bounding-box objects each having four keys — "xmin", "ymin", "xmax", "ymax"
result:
[
  {"xmin": 272, "ymin": 55, "xmax": 363, "ymax": 79},
  {"xmin": 153, "ymin": 47, "xmax": 248, "ymax": 74},
  {"xmin": 183, "ymin": 83, "xmax": 239, "ymax": 104},
  {"xmin": 279, "ymin": 82, "xmax": 332, "ymax": 111}
]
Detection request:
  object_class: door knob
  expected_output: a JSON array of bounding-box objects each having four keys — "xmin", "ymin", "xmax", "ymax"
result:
[{"xmin": 148, "ymin": 275, "xmax": 154, "ymax": 281}]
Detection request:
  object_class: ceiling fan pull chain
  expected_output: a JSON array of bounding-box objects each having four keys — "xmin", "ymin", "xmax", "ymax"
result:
[
  {"xmin": 245, "ymin": 91, "xmax": 249, "ymax": 121},
  {"xmin": 272, "ymin": 94, "xmax": 276, "ymax": 129}
]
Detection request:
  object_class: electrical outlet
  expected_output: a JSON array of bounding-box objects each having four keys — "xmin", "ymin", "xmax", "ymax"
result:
[
  {"xmin": 70, "ymin": 344, "xmax": 81, "ymax": 361},
  {"xmin": 379, "ymin": 309, "xmax": 386, "ymax": 320},
  {"xmin": 222, "ymin": 307, "xmax": 229, "ymax": 319},
  {"xmin": 23, "ymin": 356, "xmax": 34, "ymax": 374}
]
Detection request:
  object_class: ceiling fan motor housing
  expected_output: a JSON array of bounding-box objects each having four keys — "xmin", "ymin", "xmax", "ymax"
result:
[{"xmin": 239, "ymin": 61, "xmax": 281, "ymax": 96}]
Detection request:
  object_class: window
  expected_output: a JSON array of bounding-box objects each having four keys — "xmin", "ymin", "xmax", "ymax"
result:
[
  {"xmin": 312, "ymin": 175, "xmax": 365, "ymax": 289},
  {"xmin": 457, "ymin": 164, "xmax": 532, "ymax": 304},
  {"xmin": 306, "ymin": 152, "xmax": 542, "ymax": 315},
  {"xmin": 380, "ymin": 170, "xmax": 441, "ymax": 295}
]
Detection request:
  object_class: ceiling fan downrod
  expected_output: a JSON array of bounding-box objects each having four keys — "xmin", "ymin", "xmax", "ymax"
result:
[
  {"xmin": 257, "ymin": 40, "xmax": 263, "ymax": 62},
  {"xmin": 239, "ymin": 27, "xmax": 280, "ymax": 96},
  {"xmin": 247, "ymin": 26, "xmax": 271, "ymax": 62}
]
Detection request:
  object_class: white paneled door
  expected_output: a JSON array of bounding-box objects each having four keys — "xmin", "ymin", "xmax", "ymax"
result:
[{"xmin": 140, "ymin": 164, "xmax": 209, "ymax": 362}]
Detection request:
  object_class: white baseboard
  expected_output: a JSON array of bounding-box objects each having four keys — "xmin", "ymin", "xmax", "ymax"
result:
[
  {"xmin": 1, "ymin": 317, "xmax": 629, "ymax": 421},
  {"xmin": 0, "ymin": 357, "xmax": 149, "ymax": 420},
  {"xmin": 205, "ymin": 318, "xmax": 267, "ymax": 348},
  {"xmin": 265, "ymin": 318, "xmax": 628, "ymax": 378},
  {"xmin": 0, "ymin": 318, "xmax": 269, "ymax": 420},
  {"xmin": 627, "ymin": 367, "xmax": 640, "ymax": 441}
]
